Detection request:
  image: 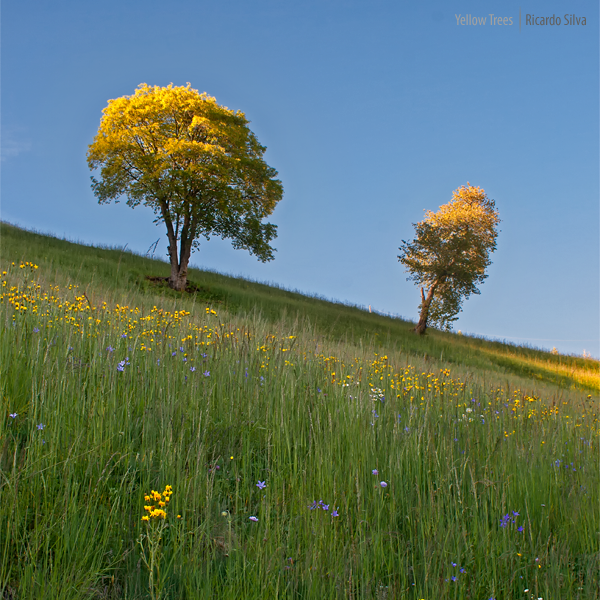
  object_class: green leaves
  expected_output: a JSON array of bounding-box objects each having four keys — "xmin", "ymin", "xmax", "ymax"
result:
[
  {"xmin": 399, "ymin": 184, "xmax": 500, "ymax": 331},
  {"xmin": 88, "ymin": 83, "xmax": 283, "ymax": 289}
]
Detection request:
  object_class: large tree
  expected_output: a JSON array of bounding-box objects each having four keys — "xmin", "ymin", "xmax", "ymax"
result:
[
  {"xmin": 398, "ymin": 183, "xmax": 500, "ymax": 334},
  {"xmin": 88, "ymin": 83, "xmax": 283, "ymax": 291}
]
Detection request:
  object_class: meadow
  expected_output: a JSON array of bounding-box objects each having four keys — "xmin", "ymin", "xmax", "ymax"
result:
[{"xmin": 1, "ymin": 223, "xmax": 598, "ymax": 599}]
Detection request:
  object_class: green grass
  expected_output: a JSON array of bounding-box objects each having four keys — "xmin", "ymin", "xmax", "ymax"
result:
[
  {"xmin": 1, "ymin": 222, "xmax": 597, "ymax": 397},
  {"xmin": 1, "ymin": 222, "xmax": 598, "ymax": 599}
]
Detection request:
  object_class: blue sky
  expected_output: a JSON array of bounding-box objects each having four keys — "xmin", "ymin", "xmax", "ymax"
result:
[{"xmin": 2, "ymin": 0, "xmax": 598, "ymax": 357}]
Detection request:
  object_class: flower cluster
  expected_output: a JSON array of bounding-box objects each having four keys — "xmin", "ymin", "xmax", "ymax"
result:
[
  {"xmin": 369, "ymin": 387, "xmax": 385, "ymax": 402},
  {"xmin": 444, "ymin": 561, "xmax": 467, "ymax": 582},
  {"xmin": 308, "ymin": 499, "xmax": 339, "ymax": 517},
  {"xmin": 142, "ymin": 485, "xmax": 173, "ymax": 521},
  {"xmin": 499, "ymin": 510, "xmax": 523, "ymax": 532},
  {"xmin": 117, "ymin": 357, "xmax": 130, "ymax": 372}
]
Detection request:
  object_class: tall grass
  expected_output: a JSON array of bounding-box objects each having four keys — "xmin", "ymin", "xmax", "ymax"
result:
[
  {"xmin": 1, "ymin": 221, "xmax": 597, "ymax": 396},
  {"xmin": 1, "ymin": 261, "xmax": 598, "ymax": 599}
]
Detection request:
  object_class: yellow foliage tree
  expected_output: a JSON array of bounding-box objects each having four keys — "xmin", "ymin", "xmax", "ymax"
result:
[
  {"xmin": 88, "ymin": 83, "xmax": 283, "ymax": 291},
  {"xmin": 398, "ymin": 183, "xmax": 500, "ymax": 334}
]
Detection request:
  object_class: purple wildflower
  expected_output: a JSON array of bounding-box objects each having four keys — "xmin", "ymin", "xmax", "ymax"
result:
[
  {"xmin": 106, "ymin": 346, "xmax": 114, "ymax": 352},
  {"xmin": 321, "ymin": 504, "xmax": 329, "ymax": 511},
  {"xmin": 203, "ymin": 371, "xmax": 210, "ymax": 377},
  {"xmin": 117, "ymin": 357, "xmax": 130, "ymax": 371},
  {"xmin": 380, "ymin": 481, "xmax": 387, "ymax": 488},
  {"xmin": 190, "ymin": 366, "xmax": 196, "ymax": 372},
  {"xmin": 9, "ymin": 413, "xmax": 18, "ymax": 419},
  {"xmin": 256, "ymin": 481, "xmax": 266, "ymax": 490},
  {"xmin": 249, "ymin": 516, "xmax": 258, "ymax": 522},
  {"xmin": 37, "ymin": 423, "xmax": 45, "ymax": 430},
  {"xmin": 33, "ymin": 327, "xmax": 40, "ymax": 333},
  {"xmin": 332, "ymin": 509, "xmax": 339, "ymax": 517},
  {"xmin": 372, "ymin": 469, "xmax": 378, "ymax": 475}
]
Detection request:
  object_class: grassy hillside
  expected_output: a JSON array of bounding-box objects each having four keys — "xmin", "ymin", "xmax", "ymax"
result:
[
  {"xmin": 1, "ymin": 222, "xmax": 597, "ymax": 396},
  {"xmin": 1, "ymin": 222, "xmax": 598, "ymax": 599}
]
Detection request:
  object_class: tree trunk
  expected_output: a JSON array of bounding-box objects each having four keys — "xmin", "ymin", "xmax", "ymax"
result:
[
  {"xmin": 168, "ymin": 262, "xmax": 187, "ymax": 291},
  {"xmin": 165, "ymin": 227, "xmax": 187, "ymax": 292},
  {"xmin": 166, "ymin": 236, "xmax": 193, "ymax": 291},
  {"xmin": 414, "ymin": 283, "xmax": 437, "ymax": 335},
  {"xmin": 162, "ymin": 202, "xmax": 194, "ymax": 292}
]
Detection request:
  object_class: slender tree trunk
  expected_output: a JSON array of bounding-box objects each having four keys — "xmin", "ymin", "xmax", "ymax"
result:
[
  {"xmin": 165, "ymin": 231, "xmax": 183, "ymax": 291},
  {"xmin": 161, "ymin": 200, "xmax": 191, "ymax": 292},
  {"xmin": 414, "ymin": 283, "xmax": 438, "ymax": 335},
  {"xmin": 170, "ymin": 237, "xmax": 193, "ymax": 291}
]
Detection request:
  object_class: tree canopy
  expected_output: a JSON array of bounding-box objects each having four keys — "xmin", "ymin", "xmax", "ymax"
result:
[
  {"xmin": 87, "ymin": 83, "xmax": 283, "ymax": 291},
  {"xmin": 398, "ymin": 183, "xmax": 500, "ymax": 334}
]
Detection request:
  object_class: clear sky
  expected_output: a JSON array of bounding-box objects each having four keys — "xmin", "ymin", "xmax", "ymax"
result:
[{"xmin": 2, "ymin": 0, "xmax": 598, "ymax": 357}]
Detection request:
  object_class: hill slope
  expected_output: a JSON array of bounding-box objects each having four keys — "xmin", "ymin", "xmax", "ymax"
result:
[
  {"xmin": 1, "ymin": 221, "xmax": 598, "ymax": 599},
  {"xmin": 1, "ymin": 221, "xmax": 597, "ymax": 396}
]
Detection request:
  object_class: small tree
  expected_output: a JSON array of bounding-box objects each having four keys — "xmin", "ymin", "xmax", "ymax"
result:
[
  {"xmin": 398, "ymin": 183, "xmax": 500, "ymax": 334},
  {"xmin": 88, "ymin": 83, "xmax": 283, "ymax": 291}
]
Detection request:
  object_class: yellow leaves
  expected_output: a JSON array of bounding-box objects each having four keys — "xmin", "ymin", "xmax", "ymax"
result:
[
  {"xmin": 94, "ymin": 83, "xmax": 239, "ymax": 150},
  {"xmin": 423, "ymin": 183, "xmax": 500, "ymax": 249},
  {"xmin": 89, "ymin": 83, "xmax": 239, "ymax": 184}
]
